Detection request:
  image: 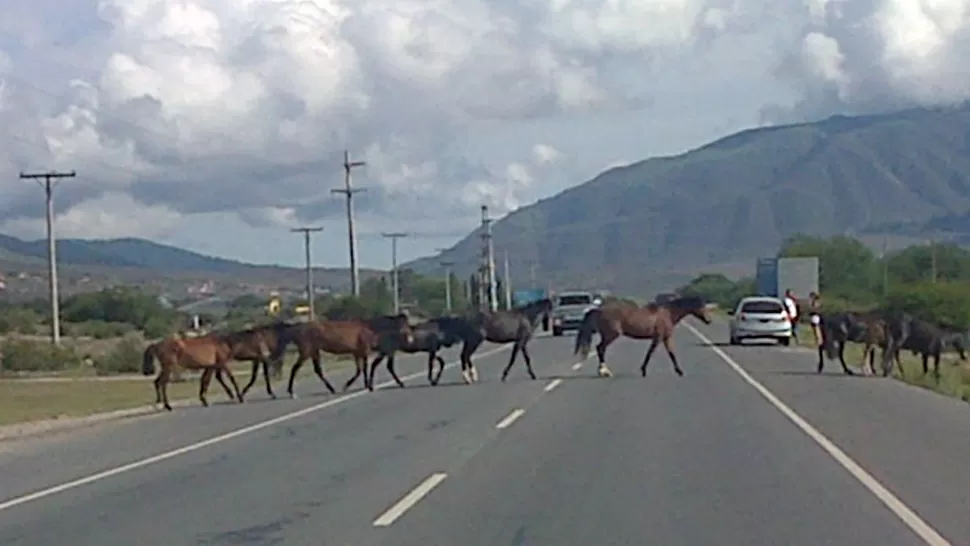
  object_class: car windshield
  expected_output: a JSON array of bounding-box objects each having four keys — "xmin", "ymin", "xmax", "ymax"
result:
[
  {"xmin": 740, "ymin": 300, "xmax": 784, "ymax": 314},
  {"xmin": 558, "ymin": 295, "xmax": 592, "ymax": 306}
]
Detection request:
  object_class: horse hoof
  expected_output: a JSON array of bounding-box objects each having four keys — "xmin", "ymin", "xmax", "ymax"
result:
[
  {"xmin": 289, "ymin": 393, "xmax": 298, "ymax": 400},
  {"xmin": 164, "ymin": 405, "xmax": 173, "ymax": 412}
]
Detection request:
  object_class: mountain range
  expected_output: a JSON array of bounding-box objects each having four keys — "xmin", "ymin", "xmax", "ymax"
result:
[
  {"xmin": 406, "ymin": 103, "xmax": 970, "ymax": 294},
  {"xmin": 6, "ymin": 104, "xmax": 970, "ymax": 299}
]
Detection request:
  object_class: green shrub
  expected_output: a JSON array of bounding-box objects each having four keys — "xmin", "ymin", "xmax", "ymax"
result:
[
  {"xmin": 92, "ymin": 335, "xmax": 145, "ymax": 376},
  {"xmin": 0, "ymin": 338, "xmax": 82, "ymax": 373},
  {"xmin": 884, "ymin": 282, "xmax": 970, "ymax": 330}
]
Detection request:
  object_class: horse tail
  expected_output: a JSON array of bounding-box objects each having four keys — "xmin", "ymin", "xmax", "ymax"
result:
[
  {"xmin": 574, "ymin": 308, "xmax": 601, "ymax": 357},
  {"xmin": 142, "ymin": 342, "xmax": 158, "ymax": 376}
]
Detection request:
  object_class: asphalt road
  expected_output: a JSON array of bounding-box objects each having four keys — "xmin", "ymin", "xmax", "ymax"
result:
[{"xmin": 0, "ymin": 321, "xmax": 967, "ymax": 545}]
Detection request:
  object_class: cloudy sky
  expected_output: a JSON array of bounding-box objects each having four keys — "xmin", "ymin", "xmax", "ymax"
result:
[{"xmin": 0, "ymin": 0, "xmax": 967, "ymax": 269}]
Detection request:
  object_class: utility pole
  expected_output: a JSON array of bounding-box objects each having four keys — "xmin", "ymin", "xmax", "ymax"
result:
[
  {"xmin": 529, "ymin": 262, "xmax": 538, "ymax": 289},
  {"xmin": 382, "ymin": 232, "xmax": 408, "ymax": 314},
  {"xmin": 930, "ymin": 238, "xmax": 938, "ymax": 283},
  {"xmin": 481, "ymin": 205, "xmax": 498, "ymax": 311},
  {"xmin": 436, "ymin": 247, "xmax": 454, "ymax": 313},
  {"xmin": 291, "ymin": 227, "xmax": 323, "ymax": 320},
  {"xmin": 440, "ymin": 260, "xmax": 454, "ymax": 313},
  {"xmin": 20, "ymin": 170, "xmax": 75, "ymax": 345},
  {"xmin": 882, "ymin": 237, "xmax": 889, "ymax": 297},
  {"xmin": 331, "ymin": 150, "xmax": 366, "ymax": 297},
  {"xmin": 503, "ymin": 251, "xmax": 512, "ymax": 309}
]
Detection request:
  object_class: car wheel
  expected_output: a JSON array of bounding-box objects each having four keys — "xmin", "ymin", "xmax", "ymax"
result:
[
  {"xmin": 553, "ymin": 328, "xmax": 563, "ymax": 337},
  {"xmin": 778, "ymin": 337, "xmax": 791, "ymax": 347},
  {"xmin": 729, "ymin": 336, "xmax": 740, "ymax": 345}
]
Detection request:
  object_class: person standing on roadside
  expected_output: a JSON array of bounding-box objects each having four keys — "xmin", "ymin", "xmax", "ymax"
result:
[
  {"xmin": 808, "ymin": 291, "xmax": 823, "ymax": 347},
  {"xmin": 783, "ymin": 289, "xmax": 800, "ymax": 343}
]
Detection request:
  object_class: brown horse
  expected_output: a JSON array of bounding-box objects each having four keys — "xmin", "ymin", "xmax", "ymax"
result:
[
  {"xmin": 141, "ymin": 334, "xmax": 245, "ymax": 411},
  {"xmin": 274, "ymin": 314, "xmax": 414, "ymax": 398},
  {"xmin": 573, "ymin": 296, "xmax": 713, "ymax": 378},
  {"xmin": 226, "ymin": 322, "xmax": 295, "ymax": 399}
]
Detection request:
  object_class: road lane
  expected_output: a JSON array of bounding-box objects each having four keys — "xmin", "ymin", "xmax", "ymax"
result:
[
  {"xmin": 689, "ymin": 318, "xmax": 970, "ymax": 542},
  {"xmin": 0, "ymin": 335, "xmax": 584, "ymax": 545},
  {"xmin": 375, "ymin": 335, "xmax": 944, "ymax": 546}
]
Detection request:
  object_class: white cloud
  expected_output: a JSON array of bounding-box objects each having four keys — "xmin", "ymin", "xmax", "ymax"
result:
[
  {"xmin": 0, "ymin": 0, "xmax": 969, "ymax": 265},
  {"xmin": 1, "ymin": 192, "xmax": 181, "ymax": 239}
]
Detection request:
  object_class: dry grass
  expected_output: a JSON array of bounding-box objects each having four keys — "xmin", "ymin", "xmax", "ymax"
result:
[{"xmin": 0, "ymin": 358, "xmax": 355, "ymax": 427}]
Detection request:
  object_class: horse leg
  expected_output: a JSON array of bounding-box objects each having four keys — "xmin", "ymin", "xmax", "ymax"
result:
[
  {"xmin": 219, "ymin": 364, "xmax": 245, "ymax": 403},
  {"xmin": 922, "ymin": 352, "xmax": 930, "ymax": 376},
  {"xmin": 932, "ymin": 353, "xmax": 941, "ymax": 383},
  {"xmin": 426, "ymin": 351, "xmax": 436, "ymax": 385},
  {"xmin": 286, "ymin": 353, "xmax": 308, "ymax": 399},
  {"xmin": 662, "ymin": 337, "xmax": 684, "ymax": 376},
  {"xmin": 519, "ymin": 341, "xmax": 536, "ymax": 380},
  {"xmin": 153, "ymin": 367, "xmax": 170, "ymax": 410},
  {"xmin": 500, "ymin": 343, "xmax": 521, "ymax": 382},
  {"xmin": 199, "ymin": 369, "xmax": 214, "ymax": 407},
  {"xmin": 460, "ymin": 338, "xmax": 484, "ymax": 384},
  {"xmin": 434, "ymin": 354, "xmax": 447, "ymax": 386},
  {"xmin": 837, "ymin": 340, "xmax": 855, "ymax": 375},
  {"xmin": 364, "ymin": 353, "xmax": 391, "ymax": 390},
  {"xmin": 639, "ymin": 339, "xmax": 661, "ymax": 377},
  {"xmin": 260, "ymin": 358, "xmax": 277, "ymax": 399},
  {"xmin": 860, "ymin": 345, "xmax": 873, "ymax": 375},
  {"xmin": 240, "ymin": 360, "xmax": 261, "ymax": 398},
  {"xmin": 386, "ymin": 353, "xmax": 405, "ymax": 388},
  {"xmin": 214, "ymin": 369, "xmax": 236, "ymax": 401},
  {"xmin": 595, "ymin": 331, "xmax": 619, "ymax": 378},
  {"xmin": 308, "ymin": 353, "xmax": 336, "ymax": 394}
]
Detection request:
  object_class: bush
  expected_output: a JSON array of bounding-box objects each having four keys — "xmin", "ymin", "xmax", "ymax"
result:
[
  {"xmin": 64, "ymin": 320, "xmax": 134, "ymax": 339},
  {"xmin": 0, "ymin": 308, "xmax": 42, "ymax": 335},
  {"xmin": 0, "ymin": 338, "xmax": 82, "ymax": 374},
  {"xmin": 884, "ymin": 282, "xmax": 970, "ymax": 330},
  {"xmin": 92, "ymin": 335, "xmax": 145, "ymax": 376}
]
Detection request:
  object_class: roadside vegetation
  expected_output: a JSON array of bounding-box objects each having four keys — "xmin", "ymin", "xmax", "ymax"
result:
[
  {"xmin": 677, "ymin": 234, "xmax": 970, "ymax": 400},
  {"xmin": 0, "ymin": 269, "xmax": 499, "ymax": 425}
]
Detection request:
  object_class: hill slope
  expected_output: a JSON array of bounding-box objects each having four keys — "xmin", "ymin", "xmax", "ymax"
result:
[{"xmin": 406, "ymin": 105, "xmax": 970, "ymax": 295}]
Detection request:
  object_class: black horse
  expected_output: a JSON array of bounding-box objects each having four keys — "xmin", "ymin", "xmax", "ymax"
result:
[
  {"xmin": 435, "ymin": 298, "xmax": 554, "ymax": 384},
  {"xmin": 882, "ymin": 315, "xmax": 968, "ymax": 381},
  {"xmin": 817, "ymin": 311, "xmax": 872, "ymax": 375},
  {"xmin": 367, "ymin": 318, "xmax": 463, "ymax": 387}
]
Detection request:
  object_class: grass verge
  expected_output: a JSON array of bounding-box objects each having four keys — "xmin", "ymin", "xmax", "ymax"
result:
[
  {"xmin": 794, "ymin": 331, "xmax": 970, "ymax": 401},
  {"xmin": 0, "ymin": 358, "xmax": 355, "ymax": 427}
]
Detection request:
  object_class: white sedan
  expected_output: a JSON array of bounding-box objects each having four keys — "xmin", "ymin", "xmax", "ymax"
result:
[{"xmin": 727, "ymin": 296, "xmax": 793, "ymax": 346}]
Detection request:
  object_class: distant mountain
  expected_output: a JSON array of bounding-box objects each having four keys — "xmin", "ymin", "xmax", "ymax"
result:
[
  {"xmin": 406, "ymin": 104, "xmax": 970, "ymax": 296},
  {"xmin": 0, "ymin": 234, "xmax": 383, "ymax": 298}
]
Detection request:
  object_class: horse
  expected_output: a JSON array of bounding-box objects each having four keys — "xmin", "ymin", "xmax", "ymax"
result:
[
  {"xmin": 367, "ymin": 318, "xmax": 463, "ymax": 388},
  {"xmin": 573, "ymin": 296, "xmax": 713, "ymax": 378},
  {"xmin": 433, "ymin": 298, "xmax": 554, "ymax": 384},
  {"xmin": 817, "ymin": 311, "xmax": 881, "ymax": 376},
  {"xmin": 220, "ymin": 321, "xmax": 296, "ymax": 399},
  {"xmin": 141, "ymin": 333, "xmax": 245, "ymax": 411},
  {"xmin": 883, "ymin": 316, "xmax": 968, "ymax": 381},
  {"xmin": 274, "ymin": 314, "xmax": 414, "ymax": 397}
]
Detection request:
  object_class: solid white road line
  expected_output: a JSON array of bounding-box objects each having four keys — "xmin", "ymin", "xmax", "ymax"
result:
[
  {"xmin": 686, "ymin": 323, "xmax": 952, "ymax": 546},
  {"xmin": 495, "ymin": 408, "xmax": 526, "ymax": 429},
  {"xmin": 571, "ymin": 362, "xmax": 583, "ymax": 370},
  {"xmin": 544, "ymin": 378, "xmax": 563, "ymax": 392},
  {"xmin": 372, "ymin": 472, "xmax": 449, "ymax": 527},
  {"xmin": 0, "ymin": 345, "xmax": 513, "ymax": 514}
]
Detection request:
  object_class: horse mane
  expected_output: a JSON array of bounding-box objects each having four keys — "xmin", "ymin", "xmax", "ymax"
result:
[{"xmin": 665, "ymin": 295, "xmax": 706, "ymax": 310}]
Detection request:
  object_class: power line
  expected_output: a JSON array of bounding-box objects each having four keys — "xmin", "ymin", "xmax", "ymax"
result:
[
  {"xmin": 290, "ymin": 226, "xmax": 324, "ymax": 320},
  {"xmin": 382, "ymin": 232, "xmax": 408, "ymax": 314},
  {"xmin": 332, "ymin": 150, "xmax": 367, "ymax": 298},
  {"xmin": 19, "ymin": 169, "xmax": 76, "ymax": 345}
]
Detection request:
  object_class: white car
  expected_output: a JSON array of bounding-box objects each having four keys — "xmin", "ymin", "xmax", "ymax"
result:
[{"xmin": 728, "ymin": 296, "xmax": 793, "ymax": 346}]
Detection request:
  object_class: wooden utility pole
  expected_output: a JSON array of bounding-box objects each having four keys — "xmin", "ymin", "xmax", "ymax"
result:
[
  {"xmin": 503, "ymin": 251, "xmax": 512, "ymax": 309},
  {"xmin": 20, "ymin": 170, "xmax": 76, "ymax": 345},
  {"xmin": 441, "ymin": 260, "xmax": 454, "ymax": 313},
  {"xmin": 481, "ymin": 205, "xmax": 497, "ymax": 311},
  {"xmin": 332, "ymin": 150, "xmax": 366, "ymax": 297},
  {"xmin": 382, "ymin": 232, "xmax": 408, "ymax": 313},
  {"xmin": 291, "ymin": 227, "xmax": 323, "ymax": 320}
]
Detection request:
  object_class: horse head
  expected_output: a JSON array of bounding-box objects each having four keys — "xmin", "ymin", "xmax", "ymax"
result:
[
  {"xmin": 945, "ymin": 332, "xmax": 968, "ymax": 362},
  {"xmin": 670, "ymin": 296, "xmax": 713, "ymax": 324}
]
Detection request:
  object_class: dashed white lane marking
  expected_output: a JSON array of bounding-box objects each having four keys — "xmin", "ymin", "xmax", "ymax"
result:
[
  {"xmin": 686, "ymin": 324, "xmax": 952, "ymax": 546},
  {"xmin": 571, "ymin": 362, "xmax": 583, "ymax": 370},
  {"xmin": 495, "ymin": 408, "xmax": 526, "ymax": 429},
  {"xmin": 0, "ymin": 345, "xmax": 513, "ymax": 514},
  {"xmin": 543, "ymin": 379, "xmax": 563, "ymax": 392},
  {"xmin": 372, "ymin": 472, "xmax": 448, "ymax": 527}
]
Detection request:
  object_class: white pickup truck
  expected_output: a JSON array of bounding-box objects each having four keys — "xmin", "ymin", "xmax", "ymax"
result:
[{"xmin": 551, "ymin": 290, "xmax": 602, "ymax": 336}]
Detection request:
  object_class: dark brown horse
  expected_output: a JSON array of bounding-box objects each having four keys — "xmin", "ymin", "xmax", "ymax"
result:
[
  {"xmin": 227, "ymin": 321, "xmax": 296, "ymax": 399},
  {"xmin": 141, "ymin": 334, "xmax": 245, "ymax": 411},
  {"xmin": 274, "ymin": 314, "xmax": 414, "ymax": 398},
  {"xmin": 573, "ymin": 296, "xmax": 713, "ymax": 378}
]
